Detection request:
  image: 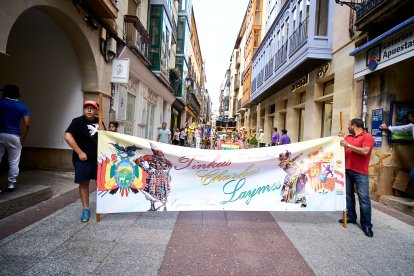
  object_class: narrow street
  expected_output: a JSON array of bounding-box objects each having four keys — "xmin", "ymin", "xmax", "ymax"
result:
[{"xmin": 0, "ymin": 171, "xmax": 413, "ymax": 275}]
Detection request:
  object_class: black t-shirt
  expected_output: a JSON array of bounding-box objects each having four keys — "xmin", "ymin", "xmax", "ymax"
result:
[{"xmin": 65, "ymin": 116, "xmax": 99, "ymax": 162}]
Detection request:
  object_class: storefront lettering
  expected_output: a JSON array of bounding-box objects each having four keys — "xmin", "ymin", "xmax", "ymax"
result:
[
  {"xmin": 382, "ymin": 30, "xmax": 414, "ymax": 60},
  {"xmin": 317, "ymin": 63, "xmax": 331, "ymax": 78},
  {"xmin": 291, "ymin": 74, "xmax": 309, "ymax": 92}
]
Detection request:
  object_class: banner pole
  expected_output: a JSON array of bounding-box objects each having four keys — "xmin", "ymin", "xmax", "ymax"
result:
[
  {"xmin": 96, "ymin": 93, "xmax": 103, "ymax": 223},
  {"xmin": 340, "ymin": 111, "xmax": 347, "ymax": 228}
]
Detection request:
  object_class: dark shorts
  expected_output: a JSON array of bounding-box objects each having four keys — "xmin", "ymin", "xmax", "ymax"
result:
[{"xmin": 73, "ymin": 160, "xmax": 97, "ymax": 184}]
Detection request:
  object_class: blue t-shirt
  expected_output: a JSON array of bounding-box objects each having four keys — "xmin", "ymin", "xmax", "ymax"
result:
[{"xmin": 0, "ymin": 98, "xmax": 30, "ymax": 136}]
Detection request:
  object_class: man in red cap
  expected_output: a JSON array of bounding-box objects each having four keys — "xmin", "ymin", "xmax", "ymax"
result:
[{"xmin": 64, "ymin": 100, "xmax": 102, "ymax": 222}]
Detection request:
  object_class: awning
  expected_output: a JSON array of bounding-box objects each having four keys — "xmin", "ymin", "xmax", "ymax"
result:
[
  {"xmin": 350, "ymin": 16, "xmax": 414, "ymax": 56},
  {"xmin": 350, "ymin": 16, "xmax": 414, "ymax": 78}
]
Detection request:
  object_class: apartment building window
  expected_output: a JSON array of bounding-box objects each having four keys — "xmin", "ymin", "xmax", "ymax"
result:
[
  {"xmin": 298, "ymin": 109, "xmax": 305, "ymax": 141},
  {"xmin": 149, "ymin": 6, "xmax": 161, "ymax": 70},
  {"xmin": 124, "ymin": 93, "xmax": 136, "ymax": 135},
  {"xmin": 145, "ymin": 102, "xmax": 155, "ymax": 140},
  {"xmin": 300, "ymin": 91, "xmax": 306, "ymax": 103},
  {"xmin": 315, "ymin": 0, "xmax": 328, "ymax": 36},
  {"xmin": 321, "ymin": 102, "xmax": 333, "ymax": 137},
  {"xmin": 178, "ymin": 0, "xmax": 187, "ymax": 11},
  {"xmin": 323, "ymin": 79, "xmax": 334, "ymax": 95},
  {"xmin": 177, "ymin": 18, "xmax": 185, "ymax": 53}
]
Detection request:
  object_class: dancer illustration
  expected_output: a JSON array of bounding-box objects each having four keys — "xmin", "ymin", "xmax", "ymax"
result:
[
  {"xmin": 278, "ymin": 150, "xmax": 307, "ymax": 207},
  {"xmin": 135, "ymin": 142, "xmax": 172, "ymax": 211}
]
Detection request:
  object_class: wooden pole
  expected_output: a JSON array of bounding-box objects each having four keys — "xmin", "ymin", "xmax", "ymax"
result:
[
  {"xmin": 340, "ymin": 111, "xmax": 347, "ymax": 228},
  {"xmin": 96, "ymin": 93, "xmax": 103, "ymax": 223}
]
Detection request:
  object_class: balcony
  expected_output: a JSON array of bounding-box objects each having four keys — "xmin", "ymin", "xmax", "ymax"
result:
[
  {"xmin": 354, "ymin": 0, "xmax": 414, "ymax": 34},
  {"xmin": 236, "ymin": 54, "xmax": 241, "ymax": 69},
  {"xmin": 234, "ymin": 74, "xmax": 240, "ymax": 90},
  {"xmin": 237, "ymin": 99, "xmax": 242, "ymax": 112},
  {"xmin": 84, "ymin": 0, "xmax": 118, "ymax": 19},
  {"xmin": 186, "ymin": 90, "xmax": 200, "ymax": 113},
  {"xmin": 289, "ymin": 17, "xmax": 308, "ymax": 56},
  {"xmin": 124, "ymin": 15, "xmax": 151, "ymax": 65},
  {"xmin": 250, "ymin": 1, "xmax": 332, "ymax": 104}
]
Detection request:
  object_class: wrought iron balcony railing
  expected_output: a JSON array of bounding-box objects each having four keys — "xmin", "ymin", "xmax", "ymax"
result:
[
  {"xmin": 124, "ymin": 15, "xmax": 151, "ymax": 62},
  {"xmin": 274, "ymin": 42, "xmax": 288, "ymax": 69}
]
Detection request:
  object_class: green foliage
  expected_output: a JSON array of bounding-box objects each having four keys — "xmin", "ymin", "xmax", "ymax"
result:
[{"xmin": 249, "ymin": 136, "xmax": 258, "ymax": 145}]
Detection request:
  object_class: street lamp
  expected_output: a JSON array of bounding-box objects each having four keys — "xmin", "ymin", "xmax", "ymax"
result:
[{"xmin": 185, "ymin": 75, "xmax": 193, "ymax": 91}]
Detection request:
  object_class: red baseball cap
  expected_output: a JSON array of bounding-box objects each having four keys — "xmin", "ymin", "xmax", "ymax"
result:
[{"xmin": 83, "ymin": 100, "xmax": 99, "ymax": 109}]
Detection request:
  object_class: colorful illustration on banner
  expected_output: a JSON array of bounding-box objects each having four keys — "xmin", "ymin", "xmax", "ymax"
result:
[
  {"xmin": 135, "ymin": 142, "xmax": 173, "ymax": 211},
  {"xmin": 278, "ymin": 151, "xmax": 307, "ymax": 208},
  {"xmin": 97, "ymin": 143, "xmax": 147, "ymax": 197},
  {"xmin": 97, "ymin": 141, "xmax": 173, "ymax": 211}
]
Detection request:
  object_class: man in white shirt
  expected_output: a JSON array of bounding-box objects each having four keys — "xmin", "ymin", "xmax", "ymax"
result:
[
  {"xmin": 157, "ymin": 122, "xmax": 171, "ymax": 144},
  {"xmin": 380, "ymin": 111, "xmax": 414, "ymax": 139}
]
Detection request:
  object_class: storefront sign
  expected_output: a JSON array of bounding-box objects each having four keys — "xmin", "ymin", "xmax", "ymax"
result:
[
  {"xmin": 354, "ymin": 24, "xmax": 414, "ymax": 78},
  {"xmin": 317, "ymin": 63, "xmax": 331, "ymax": 78},
  {"xmin": 97, "ymin": 132, "xmax": 346, "ymax": 213},
  {"xmin": 371, "ymin": 108, "xmax": 383, "ymax": 147},
  {"xmin": 111, "ymin": 58, "xmax": 130, "ymax": 83},
  {"xmin": 291, "ymin": 74, "xmax": 309, "ymax": 92}
]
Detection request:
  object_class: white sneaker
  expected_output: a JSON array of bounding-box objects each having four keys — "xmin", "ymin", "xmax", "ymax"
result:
[{"xmin": 7, "ymin": 183, "xmax": 15, "ymax": 192}]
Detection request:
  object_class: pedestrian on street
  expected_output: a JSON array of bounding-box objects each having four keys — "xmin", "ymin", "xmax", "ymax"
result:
[
  {"xmin": 179, "ymin": 128, "xmax": 186, "ymax": 146},
  {"xmin": 195, "ymin": 127, "xmax": 201, "ymax": 149},
  {"xmin": 271, "ymin": 127, "xmax": 280, "ymax": 146},
  {"xmin": 64, "ymin": 100, "xmax": 103, "ymax": 222},
  {"xmin": 108, "ymin": 121, "xmax": 119, "ymax": 132},
  {"xmin": 339, "ymin": 118, "xmax": 375, "ymax": 237},
  {"xmin": 279, "ymin": 129, "xmax": 291, "ymax": 145},
  {"xmin": 172, "ymin": 128, "xmax": 180, "ymax": 145},
  {"xmin": 157, "ymin": 122, "xmax": 171, "ymax": 144},
  {"xmin": 0, "ymin": 84, "xmax": 30, "ymax": 193},
  {"xmin": 258, "ymin": 129, "xmax": 265, "ymax": 147}
]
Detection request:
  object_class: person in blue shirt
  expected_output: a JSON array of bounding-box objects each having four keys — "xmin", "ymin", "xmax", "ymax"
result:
[{"xmin": 0, "ymin": 85, "xmax": 30, "ymax": 193}]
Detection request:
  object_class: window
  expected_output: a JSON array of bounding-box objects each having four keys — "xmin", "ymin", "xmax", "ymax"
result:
[
  {"xmin": 145, "ymin": 102, "xmax": 155, "ymax": 140},
  {"xmin": 177, "ymin": 18, "xmax": 185, "ymax": 53},
  {"xmin": 149, "ymin": 6, "xmax": 162, "ymax": 70},
  {"xmin": 321, "ymin": 102, "xmax": 333, "ymax": 137},
  {"xmin": 283, "ymin": 99, "xmax": 288, "ymax": 109},
  {"xmin": 125, "ymin": 93, "xmax": 136, "ymax": 135},
  {"xmin": 323, "ymin": 79, "xmax": 334, "ymax": 95},
  {"xmin": 298, "ymin": 109, "xmax": 305, "ymax": 142},
  {"xmin": 255, "ymin": 11, "xmax": 261, "ymax": 24},
  {"xmin": 315, "ymin": 0, "xmax": 328, "ymax": 36},
  {"xmin": 300, "ymin": 92, "xmax": 306, "ymax": 103}
]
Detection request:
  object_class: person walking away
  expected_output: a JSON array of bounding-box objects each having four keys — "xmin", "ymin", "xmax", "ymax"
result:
[
  {"xmin": 271, "ymin": 127, "xmax": 280, "ymax": 146},
  {"xmin": 157, "ymin": 122, "xmax": 171, "ymax": 144},
  {"xmin": 179, "ymin": 128, "xmax": 186, "ymax": 146},
  {"xmin": 195, "ymin": 127, "xmax": 201, "ymax": 149},
  {"xmin": 339, "ymin": 118, "xmax": 375, "ymax": 237},
  {"xmin": 279, "ymin": 129, "xmax": 291, "ymax": 145},
  {"xmin": 258, "ymin": 129, "xmax": 265, "ymax": 147},
  {"xmin": 64, "ymin": 100, "xmax": 102, "ymax": 222},
  {"xmin": 172, "ymin": 128, "xmax": 180, "ymax": 145},
  {"xmin": 0, "ymin": 85, "xmax": 30, "ymax": 193},
  {"xmin": 108, "ymin": 121, "xmax": 119, "ymax": 132}
]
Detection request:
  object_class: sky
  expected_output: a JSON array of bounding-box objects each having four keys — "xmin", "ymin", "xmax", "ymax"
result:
[{"xmin": 192, "ymin": 0, "xmax": 249, "ymax": 111}]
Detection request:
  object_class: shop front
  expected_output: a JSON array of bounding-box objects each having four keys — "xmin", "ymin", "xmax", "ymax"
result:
[{"xmin": 350, "ymin": 16, "xmax": 414, "ymax": 200}]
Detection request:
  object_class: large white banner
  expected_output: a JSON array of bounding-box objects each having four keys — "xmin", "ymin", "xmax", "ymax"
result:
[{"xmin": 97, "ymin": 131, "xmax": 345, "ymax": 213}]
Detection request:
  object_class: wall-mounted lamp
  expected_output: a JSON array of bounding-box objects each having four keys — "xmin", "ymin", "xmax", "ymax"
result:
[{"xmin": 185, "ymin": 76, "xmax": 193, "ymax": 90}]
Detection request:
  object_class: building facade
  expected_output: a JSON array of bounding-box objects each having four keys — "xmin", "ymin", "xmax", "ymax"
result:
[{"xmin": 0, "ymin": 0, "xmax": 207, "ymax": 170}]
